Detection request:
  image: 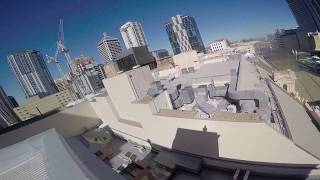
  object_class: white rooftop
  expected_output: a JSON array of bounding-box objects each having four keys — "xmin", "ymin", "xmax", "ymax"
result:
[
  {"xmin": 0, "ymin": 129, "xmax": 93, "ymax": 180},
  {"xmin": 96, "ymin": 66, "xmax": 320, "ymax": 167}
]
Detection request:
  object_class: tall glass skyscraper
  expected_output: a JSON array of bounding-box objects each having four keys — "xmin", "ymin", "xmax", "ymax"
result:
[
  {"xmin": 0, "ymin": 86, "xmax": 20, "ymax": 129},
  {"xmin": 287, "ymin": 0, "xmax": 320, "ymax": 32},
  {"xmin": 7, "ymin": 50, "xmax": 57, "ymax": 98},
  {"xmin": 165, "ymin": 14, "xmax": 205, "ymax": 55}
]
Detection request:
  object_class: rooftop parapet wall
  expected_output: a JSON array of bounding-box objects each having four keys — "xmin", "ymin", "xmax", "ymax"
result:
[
  {"xmin": 89, "ymin": 67, "xmax": 320, "ymax": 168},
  {"xmin": 0, "ymin": 102, "xmax": 101, "ymax": 149}
]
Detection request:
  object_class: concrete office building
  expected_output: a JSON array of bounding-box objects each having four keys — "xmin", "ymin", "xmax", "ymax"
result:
[
  {"xmin": 287, "ymin": 0, "xmax": 320, "ymax": 32},
  {"xmin": 0, "ymin": 86, "xmax": 20, "ymax": 129},
  {"xmin": 120, "ymin": 21, "xmax": 147, "ymax": 49},
  {"xmin": 70, "ymin": 55, "xmax": 95, "ymax": 75},
  {"xmin": 55, "ymin": 78, "xmax": 70, "ymax": 92},
  {"xmin": 97, "ymin": 33, "xmax": 122, "ymax": 64},
  {"xmin": 13, "ymin": 90, "xmax": 73, "ymax": 121},
  {"xmin": 7, "ymin": 50, "xmax": 57, "ymax": 98},
  {"xmin": 275, "ymin": 28, "xmax": 312, "ymax": 52},
  {"xmin": 70, "ymin": 55, "xmax": 105, "ymax": 80},
  {"xmin": 68, "ymin": 55, "xmax": 105, "ymax": 98},
  {"xmin": 116, "ymin": 46, "xmax": 156, "ymax": 72},
  {"xmin": 71, "ymin": 70, "xmax": 104, "ymax": 98},
  {"xmin": 8, "ymin": 96, "xmax": 19, "ymax": 108},
  {"xmin": 165, "ymin": 14, "xmax": 205, "ymax": 55},
  {"xmin": 210, "ymin": 39, "xmax": 230, "ymax": 52},
  {"xmin": 54, "ymin": 76, "xmax": 79, "ymax": 100}
]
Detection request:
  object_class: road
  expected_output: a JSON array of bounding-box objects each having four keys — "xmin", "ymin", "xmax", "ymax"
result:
[{"xmin": 260, "ymin": 51, "xmax": 320, "ymax": 102}]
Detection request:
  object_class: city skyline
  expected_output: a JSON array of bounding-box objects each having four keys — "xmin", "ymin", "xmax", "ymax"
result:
[
  {"xmin": 2, "ymin": 1, "xmax": 320, "ymax": 179},
  {"xmin": 0, "ymin": 0, "xmax": 297, "ymax": 103}
]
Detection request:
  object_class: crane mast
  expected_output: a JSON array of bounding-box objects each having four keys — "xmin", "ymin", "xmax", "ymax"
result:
[
  {"xmin": 57, "ymin": 18, "xmax": 73, "ymax": 69},
  {"xmin": 46, "ymin": 18, "xmax": 85, "ymax": 99},
  {"xmin": 46, "ymin": 54, "xmax": 64, "ymax": 77}
]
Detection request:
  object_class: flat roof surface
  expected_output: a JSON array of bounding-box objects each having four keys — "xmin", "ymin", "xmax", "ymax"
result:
[
  {"xmin": 237, "ymin": 59, "xmax": 261, "ymax": 91},
  {"xmin": 194, "ymin": 60, "xmax": 239, "ymax": 79},
  {"xmin": 270, "ymin": 82, "xmax": 320, "ymax": 160},
  {"xmin": 104, "ymin": 70, "xmax": 320, "ymax": 165},
  {"xmin": 0, "ymin": 129, "xmax": 90, "ymax": 180},
  {"xmin": 166, "ymin": 60, "xmax": 239, "ymax": 88}
]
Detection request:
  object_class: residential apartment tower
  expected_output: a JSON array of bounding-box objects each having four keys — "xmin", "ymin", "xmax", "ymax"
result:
[
  {"xmin": 0, "ymin": 86, "xmax": 20, "ymax": 129},
  {"xmin": 120, "ymin": 21, "xmax": 147, "ymax": 49},
  {"xmin": 7, "ymin": 50, "xmax": 57, "ymax": 98},
  {"xmin": 165, "ymin": 14, "xmax": 205, "ymax": 55},
  {"xmin": 97, "ymin": 33, "xmax": 122, "ymax": 64}
]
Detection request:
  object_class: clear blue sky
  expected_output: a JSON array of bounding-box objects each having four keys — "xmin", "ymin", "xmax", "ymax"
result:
[{"xmin": 0, "ymin": 0, "xmax": 297, "ymax": 104}]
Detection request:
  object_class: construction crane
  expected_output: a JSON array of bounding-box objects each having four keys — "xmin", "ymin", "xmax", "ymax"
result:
[
  {"xmin": 46, "ymin": 18, "xmax": 85, "ymax": 99},
  {"xmin": 57, "ymin": 18, "xmax": 73, "ymax": 71},
  {"xmin": 46, "ymin": 18, "xmax": 73, "ymax": 75},
  {"xmin": 46, "ymin": 55, "xmax": 64, "ymax": 77},
  {"xmin": 46, "ymin": 42, "xmax": 65, "ymax": 77}
]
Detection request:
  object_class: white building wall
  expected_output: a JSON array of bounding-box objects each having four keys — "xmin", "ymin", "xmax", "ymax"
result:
[
  {"xmin": 97, "ymin": 34, "xmax": 122, "ymax": 64},
  {"xmin": 173, "ymin": 50, "xmax": 198, "ymax": 66},
  {"xmin": 210, "ymin": 39, "xmax": 230, "ymax": 52}
]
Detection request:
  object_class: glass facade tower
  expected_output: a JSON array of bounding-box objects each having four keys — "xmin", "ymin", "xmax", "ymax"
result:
[{"xmin": 165, "ymin": 14, "xmax": 205, "ymax": 55}]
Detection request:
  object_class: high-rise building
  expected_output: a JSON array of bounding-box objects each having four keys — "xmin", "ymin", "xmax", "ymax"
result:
[
  {"xmin": 7, "ymin": 50, "xmax": 58, "ymax": 98},
  {"xmin": 8, "ymin": 96, "xmax": 19, "ymax": 108},
  {"xmin": 287, "ymin": 0, "xmax": 320, "ymax": 32},
  {"xmin": 70, "ymin": 55, "xmax": 94, "ymax": 75},
  {"xmin": 97, "ymin": 33, "xmax": 122, "ymax": 64},
  {"xmin": 0, "ymin": 86, "xmax": 20, "ymax": 129},
  {"xmin": 120, "ymin": 21, "xmax": 147, "ymax": 49},
  {"xmin": 54, "ymin": 76, "xmax": 78, "ymax": 100},
  {"xmin": 165, "ymin": 14, "xmax": 205, "ymax": 55},
  {"xmin": 94, "ymin": 64, "xmax": 106, "ymax": 80},
  {"xmin": 275, "ymin": 28, "xmax": 312, "ymax": 52},
  {"xmin": 55, "ymin": 78, "xmax": 69, "ymax": 92},
  {"xmin": 71, "ymin": 71, "xmax": 104, "ymax": 98}
]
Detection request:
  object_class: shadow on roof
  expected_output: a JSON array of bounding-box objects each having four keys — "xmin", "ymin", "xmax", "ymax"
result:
[{"xmin": 171, "ymin": 128, "xmax": 219, "ymax": 158}]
